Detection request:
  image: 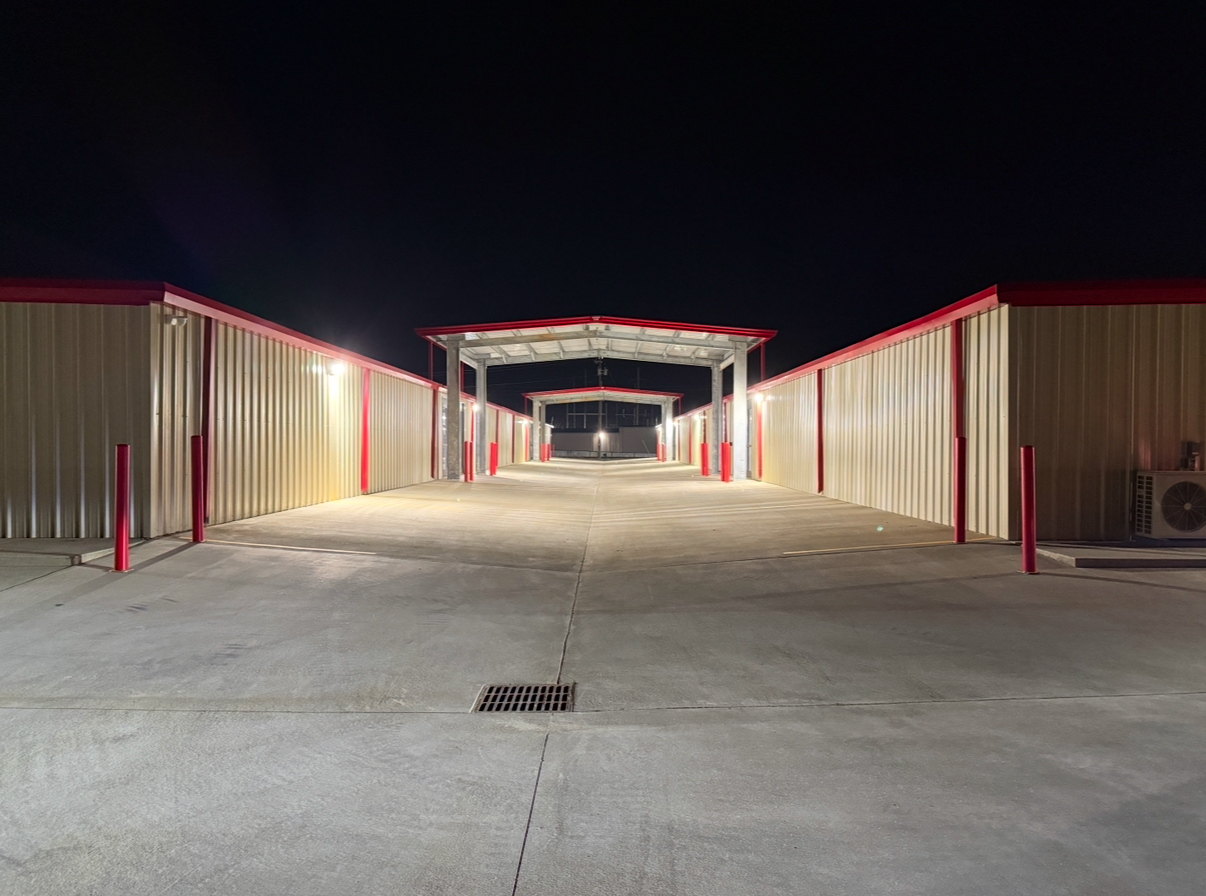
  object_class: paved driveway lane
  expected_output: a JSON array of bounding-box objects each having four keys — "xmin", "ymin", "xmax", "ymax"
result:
[{"xmin": 1, "ymin": 709, "xmax": 548, "ymax": 896}]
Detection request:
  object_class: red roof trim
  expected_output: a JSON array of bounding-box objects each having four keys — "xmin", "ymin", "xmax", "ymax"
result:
[
  {"xmin": 752, "ymin": 278, "xmax": 1206, "ymax": 393},
  {"xmin": 0, "ymin": 279, "xmax": 164, "ymax": 305},
  {"xmin": 0, "ymin": 279, "xmax": 440, "ymax": 390},
  {"xmin": 999, "ymin": 280, "xmax": 1206, "ymax": 306},
  {"xmin": 416, "ymin": 314, "xmax": 776, "ymax": 344},
  {"xmin": 523, "ymin": 386, "xmax": 683, "ymax": 400},
  {"xmin": 162, "ymin": 285, "xmax": 440, "ymax": 389},
  {"xmin": 752, "ymin": 287, "xmax": 1002, "ymax": 392}
]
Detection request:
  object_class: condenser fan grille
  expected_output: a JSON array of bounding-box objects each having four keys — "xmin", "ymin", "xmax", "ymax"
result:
[{"xmin": 1160, "ymin": 480, "xmax": 1206, "ymax": 532}]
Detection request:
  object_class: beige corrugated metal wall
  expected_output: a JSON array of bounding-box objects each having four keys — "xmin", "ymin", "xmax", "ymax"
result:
[
  {"xmin": 823, "ymin": 328, "xmax": 951, "ymax": 525},
  {"xmin": 1, "ymin": 302, "xmax": 152, "ymax": 538},
  {"xmin": 759, "ymin": 371, "xmax": 818, "ymax": 492},
  {"xmin": 1011, "ymin": 303, "xmax": 1206, "ymax": 540},
  {"xmin": 963, "ymin": 308, "xmax": 1011, "ymax": 538},
  {"xmin": 150, "ymin": 304, "xmax": 204, "ymax": 537},
  {"xmin": 367, "ymin": 371, "xmax": 434, "ymax": 492},
  {"xmin": 496, "ymin": 408, "xmax": 516, "ymax": 467},
  {"xmin": 209, "ymin": 322, "xmax": 361, "ymax": 525},
  {"xmin": 674, "ymin": 417, "xmax": 689, "ymax": 463},
  {"xmin": 682, "ymin": 413, "xmax": 705, "ymax": 467}
]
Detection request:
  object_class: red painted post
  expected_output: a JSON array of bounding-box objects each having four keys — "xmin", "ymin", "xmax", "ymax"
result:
[
  {"xmin": 701, "ymin": 442, "xmax": 710, "ymax": 477},
  {"xmin": 201, "ymin": 317, "xmax": 214, "ymax": 520},
  {"xmin": 721, "ymin": 442, "xmax": 732, "ymax": 482},
  {"xmin": 951, "ymin": 319, "xmax": 966, "ymax": 544},
  {"xmin": 816, "ymin": 368, "xmax": 825, "ymax": 494},
  {"xmin": 489, "ymin": 442, "xmax": 499, "ymax": 476},
  {"xmin": 953, "ymin": 435, "xmax": 967, "ymax": 544},
  {"xmin": 113, "ymin": 444, "xmax": 130, "ymax": 572},
  {"xmin": 464, "ymin": 440, "xmax": 474, "ymax": 482},
  {"xmin": 430, "ymin": 385, "xmax": 439, "ymax": 479},
  {"xmin": 1020, "ymin": 445, "xmax": 1037, "ymax": 574},
  {"xmin": 360, "ymin": 367, "xmax": 371, "ymax": 494},
  {"xmin": 191, "ymin": 435, "xmax": 205, "ymax": 543},
  {"xmin": 755, "ymin": 399, "xmax": 764, "ymax": 480}
]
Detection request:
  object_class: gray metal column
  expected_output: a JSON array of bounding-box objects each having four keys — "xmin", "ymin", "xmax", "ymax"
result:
[
  {"xmin": 731, "ymin": 344, "xmax": 749, "ymax": 480},
  {"xmin": 710, "ymin": 361, "xmax": 722, "ymax": 477},
  {"xmin": 530, "ymin": 400, "xmax": 541, "ymax": 459},
  {"xmin": 662, "ymin": 399, "xmax": 674, "ymax": 460},
  {"xmin": 445, "ymin": 337, "xmax": 462, "ymax": 480},
  {"xmin": 475, "ymin": 362, "xmax": 488, "ymax": 474}
]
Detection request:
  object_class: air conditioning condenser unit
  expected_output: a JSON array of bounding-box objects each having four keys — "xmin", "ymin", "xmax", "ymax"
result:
[{"xmin": 1135, "ymin": 471, "xmax": 1206, "ymax": 538}]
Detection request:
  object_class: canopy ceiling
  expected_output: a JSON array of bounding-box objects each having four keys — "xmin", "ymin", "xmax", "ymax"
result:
[{"xmin": 416, "ymin": 316, "xmax": 776, "ymax": 368}]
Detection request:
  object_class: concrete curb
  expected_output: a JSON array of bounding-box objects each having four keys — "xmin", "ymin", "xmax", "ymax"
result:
[
  {"xmin": 0, "ymin": 541, "xmax": 146, "ymax": 567},
  {"xmin": 1037, "ymin": 547, "xmax": 1206, "ymax": 569}
]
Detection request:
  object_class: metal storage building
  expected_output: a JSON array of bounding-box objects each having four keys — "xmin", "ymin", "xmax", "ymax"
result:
[
  {"xmin": 1, "ymin": 280, "xmax": 529, "ymax": 539},
  {"xmin": 733, "ymin": 280, "xmax": 1206, "ymax": 542}
]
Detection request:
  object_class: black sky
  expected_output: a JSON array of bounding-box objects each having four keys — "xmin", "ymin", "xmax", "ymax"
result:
[{"xmin": 4, "ymin": 4, "xmax": 1206, "ymax": 409}]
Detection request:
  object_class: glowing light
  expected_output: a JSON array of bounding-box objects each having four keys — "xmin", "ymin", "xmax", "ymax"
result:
[
  {"xmin": 327, "ymin": 360, "xmax": 346, "ymax": 376},
  {"xmin": 754, "ymin": 393, "xmax": 765, "ymax": 404}
]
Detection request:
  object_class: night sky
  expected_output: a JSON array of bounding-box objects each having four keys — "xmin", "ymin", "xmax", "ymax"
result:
[{"xmin": 5, "ymin": 5, "xmax": 1206, "ymax": 410}]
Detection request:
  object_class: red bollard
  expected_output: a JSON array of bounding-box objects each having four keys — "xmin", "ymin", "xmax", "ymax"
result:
[
  {"xmin": 701, "ymin": 442, "xmax": 709, "ymax": 477},
  {"xmin": 113, "ymin": 443, "xmax": 130, "ymax": 572},
  {"xmin": 191, "ymin": 435, "xmax": 205, "ymax": 543},
  {"xmin": 1020, "ymin": 445, "xmax": 1037, "ymax": 573},
  {"xmin": 953, "ymin": 435, "xmax": 967, "ymax": 544},
  {"xmin": 489, "ymin": 442, "xmax": 499, "ymax": 476},
  {"xmin": 464, "ymin": 440, "xmax": 474, "ymax": 482},
  {"xmin": 720, "ymin": 442, "xmax": 732, "ymax": 482}
]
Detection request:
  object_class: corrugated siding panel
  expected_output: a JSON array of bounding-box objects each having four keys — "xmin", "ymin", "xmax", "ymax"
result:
[
  {"xmin": 368, "ymin": 371, "xmax": 434, "ymax": 492},
  {"xmin": 964, "ymin": 307, "xmax": 1011, "ymax": 538},
  {"xmin": 496, "ymin": 409, "xmax": 518, "ymax": 467},
  {"xmin": 1011, "ymin": 303, "xmax": 1206, "ymax": 541},
  {"xmin": 149, "ymin": 305, "xmax": 204, "ymax": 536},
  {"xmin": 1, "ymin": 302, "xmax": 151, "ymax": 538},
  {"xmin": 210, "ymin": 323, "xmax": 361, "ymax": 525},
  {"xmin": 824, "ymin": 328, "xmax": 951, "ymax": 524},
  {"xmin": 760, "ymin": 372, "xmax": 818, "ymax": 492}
]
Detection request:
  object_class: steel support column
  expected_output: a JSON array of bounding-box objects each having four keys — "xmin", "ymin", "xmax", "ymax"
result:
[
  {"xmin": 731, "ymin": 345, "xmax": 748, "ymax": 479},
  {"xmin": 530, "ymin": 400, "xmax": 541, "ymax": 460},
  {"xmin": 445, "ymin": 338, "xmax": 462, "ymax": 480},
  {"xmin": 709, "ymin": 362, "xmax": 722, "ymax": 477},
  {"xmin": 663, "ymin": 399, "xmax": 674, "ymax": 461},
  {"xmin": 475, "ymin": 362, "xmax": 488, "ymax": 474}
]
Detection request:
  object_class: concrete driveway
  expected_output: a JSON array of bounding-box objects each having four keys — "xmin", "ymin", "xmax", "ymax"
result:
[{"xmin": 2, "ymin": 459, "xmax": 1205, "ymax": 894}]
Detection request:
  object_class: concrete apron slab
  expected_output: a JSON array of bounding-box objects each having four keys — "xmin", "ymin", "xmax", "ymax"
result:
[
  {"xmin": 2, "ymin": 708, "xmax": 548, "ymax": 896},
  {"xmin": 1038, "ymin": 543, "xmax": 1206, "ymax": 568},
  {"xmin": 0, "ymin": 542, "xmax": 580, "ymax": 712},
  {"xmin": 0, "ymin": 537, "xmax": 146, "ymax": 565},
  {"xmin": 4, "ymin": 458, "xmax": 1206, "ymax": 894},
  {"xmin": 517, "ymin": 697, "xmax": 1206, "ymax": 896}
]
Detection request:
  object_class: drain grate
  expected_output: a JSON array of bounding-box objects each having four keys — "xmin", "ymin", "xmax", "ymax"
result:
[{"xmin": 474, "ymin": 683, "xmax": 574, "ymax": 713}]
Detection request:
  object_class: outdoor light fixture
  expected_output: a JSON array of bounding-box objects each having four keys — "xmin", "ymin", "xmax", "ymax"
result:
[
  {"xmin": 166, "ymin": 310, "xmax": 189, "ymax": 326},
  {"xmin": 326, "ymin": 360, "xmax": 346, "ymax": 376}
]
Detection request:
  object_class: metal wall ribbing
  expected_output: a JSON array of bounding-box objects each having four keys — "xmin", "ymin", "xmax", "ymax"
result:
[
  {"xmin": 963, "ymin": 307, "xmax": 1011, "ymax": 538},
  {"xmin": 367, "ymin": 371, "xmax": 435, "ymax": 492},
  {"xmin": 823, "ymin": 328, "xmax": 951, "ymax": 524},
  {"xmin": 1, "ymin": 302, "xmax": 151, "ymax": 538},
  {"xmin": 759, "ymin": 372, "xmax": 817, "ymax": 492},
  {"xmin": 1011, "ymin": 303, "xmax": 1206, "ymax": 541},
  {"xmin": 150, "ymin": 304, "xmax": 204, "ymax": 537},
  {"xmin": 495, "ymin": 408, "xmax": 515, "ymax": 467},
  {"xmin": 209, "ymin": 322, "xmax": 361, "ymax": 525}
]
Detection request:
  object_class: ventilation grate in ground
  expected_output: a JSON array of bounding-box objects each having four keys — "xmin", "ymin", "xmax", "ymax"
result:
[{"xmin": 474, "ymin": 683, "xmax": 574, "ymax": 713}]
